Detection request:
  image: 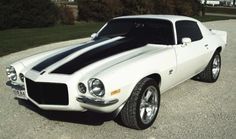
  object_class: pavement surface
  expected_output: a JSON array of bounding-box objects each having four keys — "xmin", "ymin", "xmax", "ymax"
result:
[
  {"xmin": 0, "ymin": 20, "xmax": 236, "ymax": 139},
  {"xmin": 206, "ymin": 13, "xmax": 236, "ymax": 17}
]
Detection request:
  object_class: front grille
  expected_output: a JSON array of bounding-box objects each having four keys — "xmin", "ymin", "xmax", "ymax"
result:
[{"xmin": 26, "ymin": 78, "xmax": 69, "ymax": 105}]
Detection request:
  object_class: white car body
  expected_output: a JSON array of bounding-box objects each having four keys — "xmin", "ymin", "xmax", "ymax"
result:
[{"xmin": 6, "ymin": 15, "xmax": 227, "ymax": 114}]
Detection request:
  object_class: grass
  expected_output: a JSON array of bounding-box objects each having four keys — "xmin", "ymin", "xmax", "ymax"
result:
[
  {"xmin": 0, "ymin": 15, "xmax": 235, "ymax": 57},
  {"xmin": 0, "ymin": 22, "xmax": 104, "ymax": 57}
]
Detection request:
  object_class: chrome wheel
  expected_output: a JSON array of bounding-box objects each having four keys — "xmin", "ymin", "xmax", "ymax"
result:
[
  {"xmin": 212, "ymin": 54, "xmax": 221, "ymax": 79},
  {"xmin": 139, "ymin": 86, "xmax": 158, "ymax": 124},
  {"xmin": 119, "ymin": 78, "xmax": 160, "ymax": 129}
]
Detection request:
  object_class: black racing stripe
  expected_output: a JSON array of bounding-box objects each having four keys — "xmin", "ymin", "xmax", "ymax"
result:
[
  {"xmin": 32, "ymin": 38, "xmax": 108, "ymax": 72},
  {"xmin": 51, "ymin": 37, "xmax": 147, "ymax": 74}
]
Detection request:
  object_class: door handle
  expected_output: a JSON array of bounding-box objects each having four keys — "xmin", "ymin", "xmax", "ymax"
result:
[{"xmin": 204, "ymin": 44, "xmax": 209, "ymax": 49}]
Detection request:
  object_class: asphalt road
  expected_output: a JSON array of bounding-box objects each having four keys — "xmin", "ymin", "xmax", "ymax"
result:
[
  {"xmin": 0, "ymin": 20, "xmax": 235, "ymax": 139},
  {"xmin": 206, "ymin": 13, "xmax": 236, "ymax": 17}
]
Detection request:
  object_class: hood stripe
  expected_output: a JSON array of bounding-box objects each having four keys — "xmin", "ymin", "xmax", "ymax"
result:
[
  {"xmin": 32, "ymin": 38, "xmax": 109, "ymax": 72},
  {"xmin": 51, "ymin": 37, "xmax": 147, "ymax": 74}
]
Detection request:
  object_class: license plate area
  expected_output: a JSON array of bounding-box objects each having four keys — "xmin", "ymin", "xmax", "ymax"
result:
[{"xmin": 13, "ymin": 89, "xmax": 27, "ymax": 100}]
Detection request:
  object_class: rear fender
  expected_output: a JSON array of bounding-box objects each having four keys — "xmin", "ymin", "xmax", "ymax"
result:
[{"xmin": 211, "ymin": 30, "xmax": 227, "ymax": 44}]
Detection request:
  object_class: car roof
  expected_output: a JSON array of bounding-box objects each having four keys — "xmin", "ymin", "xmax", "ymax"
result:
[{"xmin": 114, "ymin": 14, "xmax": 198, "ymax": 23}]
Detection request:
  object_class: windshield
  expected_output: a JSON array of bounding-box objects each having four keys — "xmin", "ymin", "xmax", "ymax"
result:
[{"xmin": 97, "ymin": 18, "xmax": 175, "ymax": 45}]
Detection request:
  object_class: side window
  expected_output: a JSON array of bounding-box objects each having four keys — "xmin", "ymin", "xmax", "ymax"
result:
[{"xmin": 176, "ymin": 20, "xmax": 203, "ymax": 44}]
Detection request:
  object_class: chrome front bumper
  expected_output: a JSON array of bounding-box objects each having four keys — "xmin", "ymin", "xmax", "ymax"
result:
[
  {"xmin": 76, "ymin": 96, "xmax": 119, "ymax": 106},
  {"xmin": 7, "ymin": 81, "xmax": 27, "ymax": 100}
]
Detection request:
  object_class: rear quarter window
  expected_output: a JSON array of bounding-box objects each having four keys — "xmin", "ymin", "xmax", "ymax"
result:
[{"xmin": 176, "ymin": 20, "xmax": 203, "ymax": 44}]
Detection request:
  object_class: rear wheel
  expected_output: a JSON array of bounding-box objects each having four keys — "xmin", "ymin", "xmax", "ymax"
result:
[
  {"xmin": 119, "ymin": 78, "xmax": 160, "ymax": 130},
  {"xmin": 197, "ymin": 52, "xmax": 221, "ymax": 82}
]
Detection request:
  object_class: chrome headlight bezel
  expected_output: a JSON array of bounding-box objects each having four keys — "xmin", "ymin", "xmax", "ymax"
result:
[
  {"xmin": 88, "ymin": 78, "xmax": 105, "ymax": 97},
  {"xmin": 6, "ymin": 66, "xmax": 17, "ymax": 81}
]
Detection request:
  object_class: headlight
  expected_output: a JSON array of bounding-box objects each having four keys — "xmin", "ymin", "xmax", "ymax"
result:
[
  {"xmin": 88, "ymin": 78, "xmax": 105, "ymax": 97},
  {"xmin": 19, "ymin": 73, "xmax": 25, "ymax": 82},
  {"xmin": 78, "ymin": 82, "xmax": 86, "ymax": 94},
  {"xmin": 6, "ymin": 66, "xmax": 17, "ymax": 81}
]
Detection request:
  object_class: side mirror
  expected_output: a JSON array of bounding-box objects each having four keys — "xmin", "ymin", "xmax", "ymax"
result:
[
  {"xmin": 181, "ymin": 37, "xmax": 192, "ymax": 47},
  {"xmin": 91, "ymin": 33, "xmax": 98, "ymax": 40}
]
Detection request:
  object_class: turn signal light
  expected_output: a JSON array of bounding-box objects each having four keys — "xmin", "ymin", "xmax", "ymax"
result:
[{"xmin": 111, "ymin": 89, "xmax": 121, "ymax": 96}]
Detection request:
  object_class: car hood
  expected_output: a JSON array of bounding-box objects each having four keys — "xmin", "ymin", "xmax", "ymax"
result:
[{"xmin": 28, "ymin": 36, "xmax": 167, "ymax": 76}]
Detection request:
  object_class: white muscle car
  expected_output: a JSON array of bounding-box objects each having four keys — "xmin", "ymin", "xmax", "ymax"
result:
[{"xmin": 6, "ymin": 15, "xmax": 227, "ymax": 129}]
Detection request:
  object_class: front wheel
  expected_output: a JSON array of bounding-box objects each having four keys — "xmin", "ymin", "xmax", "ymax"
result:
[{"xmin": 119, "ymin": 78, "xmax": 160, "ymax": 130}]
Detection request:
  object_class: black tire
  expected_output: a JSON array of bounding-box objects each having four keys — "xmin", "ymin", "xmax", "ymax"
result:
[
  {"xmin": 119, "ymin": 78, "xmax": 160, "ymax": 130},
  {"xmin": 197, "ymin": 52, "xmax": 221, "ymax": 83}
]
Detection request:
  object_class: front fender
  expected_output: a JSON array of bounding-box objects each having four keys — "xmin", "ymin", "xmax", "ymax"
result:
[
  {"xmin": 95, "ymin": 58, "xmax": 165, "ymax": 111},
  {"xmin": 94, "ymin": 46, "xmax": 176, "ymax": 111}
]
